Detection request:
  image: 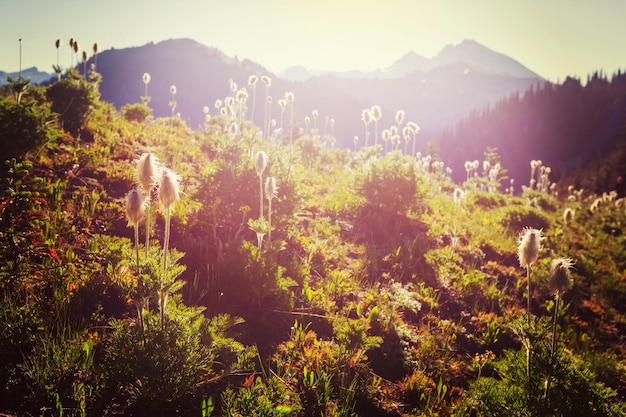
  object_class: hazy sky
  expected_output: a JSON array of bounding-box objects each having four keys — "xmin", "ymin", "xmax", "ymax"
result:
[{"xmin": 1, "ymin": 0, "xmax": 625, "ymax": 82}]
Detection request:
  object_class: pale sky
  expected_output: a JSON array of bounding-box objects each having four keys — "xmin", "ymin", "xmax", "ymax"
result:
[{"xmin": 1, "ymin": 0, "xmax": 625, "ymax": 82}]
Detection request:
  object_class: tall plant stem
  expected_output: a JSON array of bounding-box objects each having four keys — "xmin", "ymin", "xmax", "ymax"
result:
[
  {"xmin": 550, "ymin": 296, "xmax": 559, "ymax": 357},
  {"xmin": 527, "ymin": 265, "xmax": 532, "ymax": 326},
  {"xmin": 268, "ymin": 199, "xmax": 273, "ymax": 242},
  {"xmin": 259, "ymin": 175, "xmax": 264, "ymax": 221},
  {"xmin": 145, "ymin": 199, "xmax": 151, "ymax": 258},
  {"xmin": 134, "ymin": 223, "xmax": 144, "ymax": 332},
  {"xmin": 526, "ymin": 264, "xmax": 533, "ymax": 396},
  {"xmin": 161, "ymin": 207, "xmax": 171, "ymax": 330},
  {"xmin": 545, "ymin": 295, "xmax": 560, "ymax": 401}
]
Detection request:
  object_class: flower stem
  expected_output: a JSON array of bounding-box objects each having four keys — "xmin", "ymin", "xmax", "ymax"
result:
[
  {"xmin": 134, "ymin": 223, "xmax": 144, "ymax": 332},
  {"xmin": 161, "ymin": 207, "xmax": 171, "ymax": 330},
  {"xmin": 526, "ymin": 265, "xmax": 532, "ymax": 398},
  {"xmin": 145, "ymin": 199, "xmax": 151, "ymax": 258},
  {"xmin": 545, "ymin": 295, "xmax": 560, "ymax": 401}
]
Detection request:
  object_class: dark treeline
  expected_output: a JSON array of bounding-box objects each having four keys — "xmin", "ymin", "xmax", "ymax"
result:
[{"xmin": 437, "ymin": 70, "xmax": 626, "ymax": 193}]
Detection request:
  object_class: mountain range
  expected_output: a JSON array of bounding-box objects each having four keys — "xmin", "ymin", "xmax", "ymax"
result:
[
  {"xmin": 1, "ymin": 38, "xmax": 543, "ymax": 142},
  {"xmin": 280, "ymin": 39, "xmax": 541, "ymax": 81},
  {"xmin": 2, "ymin": 38, "xmax": 560, "ymax": 184},
  {"xmin": 0, "ymin": 66, "xmax": 53, "ymax": 85},
  {"xmin": 83, "ymin": 38, "xmax": 544, "ymax": 144}
]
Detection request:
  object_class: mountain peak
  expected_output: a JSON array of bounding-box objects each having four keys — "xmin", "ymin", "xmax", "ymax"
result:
[
  {"xmin": 386, "ymin": 51, "xmax": 431, "ymax": 75},
  {"xmin": 435, "ymin": 39, "xmax": 542, "ymax": 79}
]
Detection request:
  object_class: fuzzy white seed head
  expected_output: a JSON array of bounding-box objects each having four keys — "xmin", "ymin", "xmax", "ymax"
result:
[
  {"xmin": 125, "ymin": 189, "xmax": 145, "ymax": 226},
  {"xmin": 143, "ymin": 73, "xmax": 151, "ymax": 85},
  {"xmin": 237, "ymin": 88, "xmax": 248, "ymax": 102},
  {"xmin": 517, "ymin": 228, "xmax": 543, "ymax": 268},
  {"xmin": 371, "ymin": 105, "xmax": 382, "ymax": 121},
  {"xmin": 453, "ymin": 188, "xmax": 464, "ymax": 204},
  {"xmin": 362, "ymin": 109, "xmax": 372, "ymax": 124},
  {"xmin": 136, "ymin": 153, "xmax": 158, "ymax": 193},
  {"xmin": 563, "ymin": 207, "xmax": 575, "ymax": 224},
  {"xmin": 548, "ymin": 258, "xmax": 574, "ymax": 296},
  {"xmin": 265, "ymin": 176, "xmax": 277, "ymax": 201},
  {"xmin": 395, "ymin": 110, "xmax": 405, "ymax": 125},
  {"xmin": 255, "ymin": 151, "xmax": 268, "ymax": 177},
  {"xmin": 261, "ymin": 75, "xmax": 271, "ymax": 87},
  {"xmin": 248, "ymin": 75, "xmax": 258, "ymax": 86},
  {"xmin": 157, "ymin": 167, "xmax": 180, "ymax": 210}
]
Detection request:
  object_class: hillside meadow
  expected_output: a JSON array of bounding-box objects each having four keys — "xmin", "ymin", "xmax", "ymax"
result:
[{"xmin": 1, "ymin": 69, "xmax": 625, "ymax": 416}]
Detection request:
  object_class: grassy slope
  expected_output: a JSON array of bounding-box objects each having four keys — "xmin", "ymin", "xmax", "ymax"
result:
[{"xmin": 1, "ymin": 79, "xmax": 625, "ymax": 416}]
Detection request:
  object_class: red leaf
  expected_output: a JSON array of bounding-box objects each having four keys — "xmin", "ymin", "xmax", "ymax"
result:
[
  {"xmin": 243, "ymin": 372, "xmax": 255, "ymax": 388},
  {"xmin": 48, "ymin": 247, "xmax": 61, "ymax": 263}
]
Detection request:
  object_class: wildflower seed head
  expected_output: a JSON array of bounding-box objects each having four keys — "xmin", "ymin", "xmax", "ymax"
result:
[
  {"xmin": 261, "ymin": 75, "xmax": 271, "ymax": 87},
  {"xmin": 157, "ymin": 167, "xmax": 180, "ymax": 210},
  {"xmin": 136, "ymin": 153, "xmax": 158, "ymax": 193},
  {"xmin": 56, "ymin": 38, "xmax": 62, "ymax": 48},
  {"xmin": 265, "ymin": 176, "xmax": 277, "ymax": 201},
  {"xmin": 371, "ymin": 105, "xmax": 382, "ymax": 121},
  {"xmin": 395, "ymin": 110, "xmax": 405, "ymax": 125},
  {"xmin": 548, "ymin": 257, "xmax": 574, "ymax": 296},
  {"xmin": 143, "ymin": 72, "xmax": 151, "ymax": 85},
  {"xmin": 518, "ymin": 228, "xmax": 543, "ymax": 268},
  {"xmin": 125, "ymin": 189, "xmax": 145, "ymax": 226},
  {"xmin": 563, "ymin": 207, "xmax": 574, "ymax": 224},
  {"xmin": 248, "ymin": 75, "xmax": 258, "ymax": 86},
  {"xmin": 453, "ymin": 188, "xmax": 464, "ymax": 204},
  {"xmin": 255, "ymin": 151, "xmax": 268, "ymax": 177},
  {"xmin": 237, "ymin": 88, "xmax": 248, "ymax": 102},
  {"xmin": 362, "ymin": 109, "xmax": 372, "ymax": 124},
  {"xmin": 170, "ymin": 85, "xmax": 177, "ymax": 95}
]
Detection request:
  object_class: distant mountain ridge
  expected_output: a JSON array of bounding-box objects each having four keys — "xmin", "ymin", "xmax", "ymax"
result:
[
  {"xmin": 79, "ymin": 38, "xmax": 543, "ymax": 143},
  {"xmin": 0, "ymin": 66, "xmax": 53, "ymax": 86},
  {"xmin": 1, "ymin": 38, "xmax": 548, "ymax": 181},
  {"xmin": 280, "ymin": 39, "xmax": 543, "ymax": 81}
]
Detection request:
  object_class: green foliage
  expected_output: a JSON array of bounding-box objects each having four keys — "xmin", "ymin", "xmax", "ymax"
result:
[
  {"xmin": 6, "ymin": 75, "xmax": 30, "ymax": 104},
  {"xmin": 2, "ymin": 68, "xmax": 626, "ymax": 416},
  {"xmin": 359, "ymin": 150, "xmax": 418, "ymax": 214},
  {"xmin": 121, "ymin": 102, "xmax": 152, "ymax": 123},
  {"xmin": 22, "ymin": 330, "xmax": 98, "ymax": 416},
  {"xmin": 466, "ymin": 322, "xmax": 626, "ymax": 416},
  {"xmin": 501, "ymin": 203, "xmax": 550, "ymax": 234},
  {"xmin": 46, "ymin": 77, "xmax": 99, "ymax": 137},
  {"xmin": 0, "ymin": 97, "xmax": 60, "ymax": 159},
  {"xmin": 221, "ymin": 375, "xmax": 302, "ymax": 417},
  {"xmin": 102, "ymin": 316, "xmax": 211, "ymax": 411}
]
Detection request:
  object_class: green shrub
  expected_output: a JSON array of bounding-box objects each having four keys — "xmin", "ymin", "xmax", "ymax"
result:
[
  {"xmin": 46, "ymin": 76, "xmax": 99, "ymax": 137},
  {"xmin": 359, "ymin": 151, "xmax": 418, "ymax": 215},
  {"xmin": 121, "ymin": 103, "xmax": 152, "ymax": 123},
  {"xmin": 0, "ymin": 97, "xmax": 59, "ymax": 159},
  {"xmin": 501, "ymin": 204, "xmax": 550, "ymax": 234}
]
